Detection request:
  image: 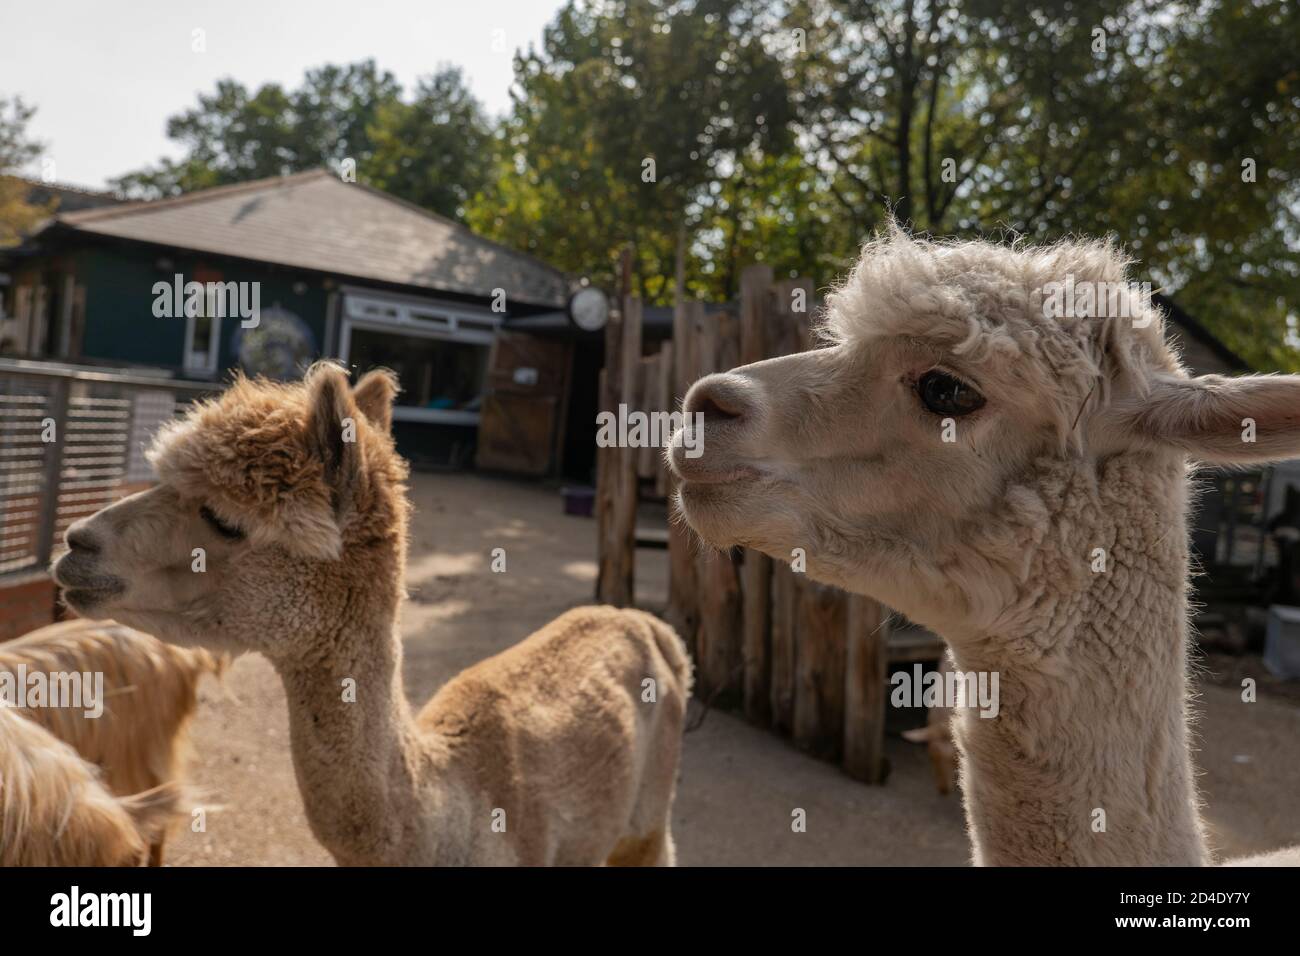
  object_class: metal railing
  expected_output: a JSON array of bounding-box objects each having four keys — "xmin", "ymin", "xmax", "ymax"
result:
[{"xmin": 0, "ymin": 358, "xmax": 218, "ymax": 577}]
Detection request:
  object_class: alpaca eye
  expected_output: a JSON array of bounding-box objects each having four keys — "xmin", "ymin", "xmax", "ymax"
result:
[
  {"xmin": 200, "ymin": 505, "xmax": 245, "ymax": 541},
  {"xmin": 917, "ymin": 370, "xmax": 985, "ymax": 416}
]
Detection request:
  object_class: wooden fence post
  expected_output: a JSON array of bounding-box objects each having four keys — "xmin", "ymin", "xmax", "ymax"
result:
[
  {"xmin": 769, "ymin": 560, "xmax": 798, "ymax": 734},
  {"xmin": 595, "ymin": 296, "xmax": 641, "ymax": 607},
  {"xmin": 764, "ymin": 274, "xmax": 815, "ymax": 734},
  {"xmin": 739, "ymin": 265, "xmax": 774, "ymax": 725},
  {"xmin": 635, "ymin": 353, "xmax": 657, "ymax": 480},
  {"xmin": 771, "ymin": 277, "xmax": 816, "ymax": 355},
  {"xmin": 646, "ymin": 266, "xmax": 895, "ymax": 784},
  {"xmin": 844, "ymin": 595, "xmax": 891, "ymax": 783},
  {"xmin": 792, "ymin": 577, "xmax": 848, "ymax": 759},
  {"xmin": 666, "ymin": 301, "xmax": 701, "ymax": 656},
  {"xmin": 691, "ymin": 303, "xmax": 742, "ymax": 704},
  {"xmin": 653, "ymin": 340, "xmax": 672, "ymax": 498}
]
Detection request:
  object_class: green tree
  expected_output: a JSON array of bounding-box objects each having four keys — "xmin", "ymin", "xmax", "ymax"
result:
[
  {"xmin": 473, "ymin": 0, "xmax": 1298, "ymax": 368},
  {"xmin": 112, "ymin": 61, "xmax": 402, "ymax": 196},
  {"xmin": 0, "ymin": 95, "xmax": 55, "ymax": 247},
  {"xmin": 110, "ymin": 61, "xmax": 494, "ymax": 222},
  {"xmin": 363, "ymin": 68, "xmax": 493, "ymax": 221},
  {"xmin": 467, "ymin": 0, "xmax": 794, "ymax": 300},
  {"xmin": 776, "ymin": 0, "xmax": 1300, "ymax": 368}
]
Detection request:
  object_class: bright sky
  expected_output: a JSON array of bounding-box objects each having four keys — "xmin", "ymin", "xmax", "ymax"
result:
[{"xmin": 0, "ymin": 0, "xmax": 566, "ymax": 190}]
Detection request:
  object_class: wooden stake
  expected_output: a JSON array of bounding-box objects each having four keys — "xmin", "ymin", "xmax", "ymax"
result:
[
  {"xmin": 792, "ymin": 577, "xmax": 847, "ymax": 759},
  {"xmin": 844, "ymin": 594, "xmax": 891, "ymax": 783}
]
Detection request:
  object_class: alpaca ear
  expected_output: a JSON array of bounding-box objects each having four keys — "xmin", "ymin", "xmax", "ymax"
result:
[
  {"xmin": 304, "ymin": 362, "xmax": 362, "ymax": 515},
  {"xmin": 1117, "ymin": 373, "xmax": 1300, "ymax": 464},
  {"xmin": 353, "ymin": 367, "xmax": 399, "ymax": 433}
]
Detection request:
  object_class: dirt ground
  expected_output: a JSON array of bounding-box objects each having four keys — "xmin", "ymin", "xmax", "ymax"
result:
[{"xmin": 167, "ymin": 472, "xmax": 1300, "ymax": 866}]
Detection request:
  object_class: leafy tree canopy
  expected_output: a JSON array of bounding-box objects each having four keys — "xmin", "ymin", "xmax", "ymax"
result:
[
  {"xmin": 94, "ymin": 1, "xmax": 1300, "ymax": 369},
  {"xmin": 469, "ymin": 0, "xmax": 1299, "ymax": 370},
  {"xmin": 0, "ymin": 96, "xmax": 56, "ymax": 247},
  {"xmin": 111, "ymin": 61, "xmax": 489, "ymax": 221}
]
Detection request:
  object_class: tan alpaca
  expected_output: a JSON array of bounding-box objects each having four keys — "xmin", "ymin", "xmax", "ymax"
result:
[
  {"xmin": 0, "ymin": 707, "xmax": 182, "ymax": 866},
  {"xmin": 53, "ymin": 364, "xmax": 690, "ymax": 866},
  {"xmin": 1, "ymin": 619, "xmax": 224, "ymax": 864},
  {"xmin": 670, "ymin": 226, "xmax": 1299, "ymax": 866},
  {"xmin": 900, "ymin": 655, "xmax": 957, "ymax": 796}
]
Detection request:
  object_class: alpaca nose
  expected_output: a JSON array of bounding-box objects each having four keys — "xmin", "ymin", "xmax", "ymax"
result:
[
  {"xmin": 65, "ymin": 523, "xmax": 100, "ymax": 555},
  {"xmin": 684, "ymin": 373, "xmax": 755, "ymax": 426}
]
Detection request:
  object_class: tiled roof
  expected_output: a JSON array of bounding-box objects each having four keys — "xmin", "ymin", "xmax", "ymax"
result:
[{"xmin": 53, "ymin": 170, "xmax": 569, "ymax": 307}]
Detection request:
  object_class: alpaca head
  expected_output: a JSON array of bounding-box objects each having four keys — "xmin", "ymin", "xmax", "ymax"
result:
[
  {"xmin": 670, "ymin": 227, "xmax": 1300, "ymax": 637},
  {"xmin": 53, "ymin": 363, "xmax": 409, "ymax": 660}
]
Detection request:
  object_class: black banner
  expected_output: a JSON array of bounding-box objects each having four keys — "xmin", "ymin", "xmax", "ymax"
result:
[{"xmin": 0, "ymin": 865, "xmax": 1289, "ymax": 943}]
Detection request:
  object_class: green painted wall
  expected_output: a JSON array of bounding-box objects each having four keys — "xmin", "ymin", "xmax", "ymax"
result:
[{"xmin": 71, "ymin": 243, "xmax": 330, "ymax": 375}]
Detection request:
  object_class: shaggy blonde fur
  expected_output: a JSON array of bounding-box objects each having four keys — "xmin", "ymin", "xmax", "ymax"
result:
[
  {"xmin": 0, "ymin": 707, "xmax": 182, "ymax": 866},
  {"xmin": 54, "ymin": 364, "xmax": 691, "ymax": 866},
  {"xmin": 671, "ymin": 225, "xmax": 1300, "ymax": 866},
  {"xmin": 1, "ymin": 619, "xmax": 224, "ymax": 864}
]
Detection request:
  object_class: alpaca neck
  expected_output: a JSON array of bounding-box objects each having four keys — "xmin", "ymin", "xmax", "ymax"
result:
[
  {"xmin": 948, "ymin": 454, "xmax": 1208, "ymax": 866},
  {"xmin": 272, "ymin": 611, "xmax": 444, "ymax": 865}
]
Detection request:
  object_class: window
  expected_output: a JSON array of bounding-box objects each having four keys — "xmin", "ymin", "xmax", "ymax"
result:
[
  {"xmin": 346, "ymin": 326, "xmax": 489, "ymax": 420},
  {"xmin": 184, "ymin": 303, "xmax": 222, "ymax": 375},
  {"xmin": 337, "ymin": 288, "xmax": 502, "ymax": 425}
]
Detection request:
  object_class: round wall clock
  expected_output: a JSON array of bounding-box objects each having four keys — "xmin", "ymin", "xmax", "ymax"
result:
[{"xmin": 568, "ymin": 287, "xmax": 610, "ymax": 332}]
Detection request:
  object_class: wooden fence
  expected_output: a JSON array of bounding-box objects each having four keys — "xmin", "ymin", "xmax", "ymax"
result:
[{"xmin": 595, "ymin": 265, "xmax": 924, "ymax": 783}]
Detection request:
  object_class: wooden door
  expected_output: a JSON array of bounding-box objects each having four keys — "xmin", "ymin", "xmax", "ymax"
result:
[{"xmin": 475, "ymin": 330, "xmax": 572, "ymax": 476}]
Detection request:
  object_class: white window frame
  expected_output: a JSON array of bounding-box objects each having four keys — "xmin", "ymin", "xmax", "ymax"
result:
[
  {"xmin": 337, "ymin": 287, "xmax": 502, "ymax": 426},
  {"xmin": 183, "ymin": 306, "xmax": 222, "ymax": 376}
]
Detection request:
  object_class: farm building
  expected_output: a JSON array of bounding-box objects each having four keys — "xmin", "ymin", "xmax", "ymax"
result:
[
  {"xmin": 0, "ymin": 169, "xmax": 1280, "ymax": 593},
  {"xmin": 1, "ymin": 168, "xmax": 1254, "ymax": 484},
  {"xmin": 0, "ymin": 169, "xmax": 610, "ymax": 476}
]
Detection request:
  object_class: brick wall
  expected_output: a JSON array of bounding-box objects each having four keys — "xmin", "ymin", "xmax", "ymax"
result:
[
  {"xmin": 0, "ymin": 572, "xmax": 59, "ymax": 641},
  {"xmin": 0, "ymin": 479, "xmax": 155, "ymax": 642}
]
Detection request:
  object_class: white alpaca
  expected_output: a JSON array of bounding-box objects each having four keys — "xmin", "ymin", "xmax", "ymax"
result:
[{"xmin": 670, "ymin": 226, "xmax": 1300, "ymax": 865}]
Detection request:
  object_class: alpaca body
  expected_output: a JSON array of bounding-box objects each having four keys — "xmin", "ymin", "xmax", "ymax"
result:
[
  {"xmin": 901, "ymin": 654, "xmax": 958, "ymax": 796},
  {"xmin": 413, "ymin": 606, "xmax": 689, "ymax": 865},
  {"xmin": 1223, "ymin": 846, "xmax": 1300, "ymax": 866},
  {"xmin": 278, "ymin": 605, "xmax": 689, "ymax": 866},
  {"xmin": 0, "ymin": 707, "xmax": 181, "ymax": 866},
  {"xmin": 1, "ymin": 618, "xmax": 223, "ymax": 863},
  {"xmin": 2, "ymin": 619, "xmax": 222, "ymax": 795},
  {"xmin": 53, "ymin": 365, "xmax": 691, "ymax": 866}
]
